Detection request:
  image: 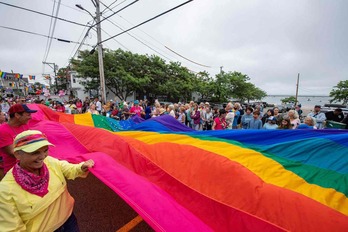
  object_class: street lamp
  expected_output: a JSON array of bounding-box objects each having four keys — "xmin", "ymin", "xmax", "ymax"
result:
[
  {"xmin": 75, "ymin": 4, "xmax": 94, "ymax": 18},
  {"xmin": 75, "ymin": 1, "xmax": 106, "ymax": 104}
]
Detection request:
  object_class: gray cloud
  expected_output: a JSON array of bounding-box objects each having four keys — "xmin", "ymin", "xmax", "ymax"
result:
[{"xmin": 1, "ymin": 0, "xmax": 347, "ymax": 95}]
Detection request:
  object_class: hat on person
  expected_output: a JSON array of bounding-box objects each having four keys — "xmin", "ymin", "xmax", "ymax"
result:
[
  {"xmin": 159, "ymin": 108, "xmax": 166, "ymax": 115},
  {"xmin": 134, "ymin": 100, "xmax": 139, "ymax": 104},
  {"xmin": 267, "ymin": 116, "xmax": 277, "ymax": 122},
  {"xmin": 205, "ymin": 102, "xmax": 210, "ymax": 105},
  {"xmin": 13, "ymin": 130, "xmax": 54, "ymax": 153},
  {"xmin": 9, "ymin": 104, "xmax": 37, "ymax": 115},
  {"xmin": 314, "ymin": 105, "xmax": 321, "ymax": 108}
]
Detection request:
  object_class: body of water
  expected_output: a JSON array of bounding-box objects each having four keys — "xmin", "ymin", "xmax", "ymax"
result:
[{"xmin": 262, "ymin": 95, "xmax": 335, "ymax": 108}]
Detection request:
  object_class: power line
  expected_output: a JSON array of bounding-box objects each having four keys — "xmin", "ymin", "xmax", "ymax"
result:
[
  {"xmin": 109, "ymin": 0, "xmax": 128, "ymax": 11},
  {"xmin": 90, "ymin": 0, "xmax": 139, "ymax": 28},
  {"xmin": 65, "ymin": 23, "xmax": 93, "ymax": 67},
  {"xmin": 100, "ymin": 0, "xmax": 119, "ymax": 14},
  {"xmin": 100, "ymin": 15, "xmax": 173, "ymax": 61},
  {"xmin": 99, "ymin": 1, "xmax": 182, "ymax": 62},
  {"xmin": 0, "ymin": 25, "xmax": 93, "ymax": 46},
  {"xmin": 98, "ymin": 0, "xmax": 194, "ymax": 46},
  {"xmin": 43, "ymin": 0, "xmax": 61, "ymax": 64},
  {"xmin": 0, "ymin": 1, "xmax": 86, "ymax": 27},
  {"xmin": 112, "ymin": 11, "xmax": 212, "ymax": 68},
  {"xmin": 116, "ymin": 14, "xmax": 170, "ymax": 50},
  {"xmin": 50, "ymin": 0, "xmax": 84, "ymax": 13},
  {"xmin": 101, "ymin": 27, "xmax": 130, "ymax": 51},
  {"xmin": 99, "ymin": 1, "xmax": 212, "ymax": 70},
  {"xmin": 164, "ymin": 46, "xmax": 210, "ymax": 68}
]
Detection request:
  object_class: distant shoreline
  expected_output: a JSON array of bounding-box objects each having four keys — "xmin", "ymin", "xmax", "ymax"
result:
[{"xmin": 266, "ymin": 95, "xmax": 330, "ymax": 97}]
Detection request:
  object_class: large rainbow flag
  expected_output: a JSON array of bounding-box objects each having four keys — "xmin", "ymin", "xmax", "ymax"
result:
[{"xmin": 27, "ymin": 104, "xmax": 348, "ymax": 231}]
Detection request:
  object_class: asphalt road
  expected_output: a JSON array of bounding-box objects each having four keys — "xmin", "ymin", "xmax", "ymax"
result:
[{"xmin": 68, "ymin": 173, "xmax": 154, "ymax": 232}]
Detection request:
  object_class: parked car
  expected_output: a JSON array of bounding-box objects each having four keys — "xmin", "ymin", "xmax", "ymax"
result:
[
  {"xmin": 321, "ymin": 107, "xmax": 348, "ymax": 117},
  {"xmin": 275, "ymin": 105, "xmax": 287, "ymax": 113},
  {"xmin": 284, "ymin": 103, "xmax": 294, "ymax": 111},
  {"xmin": 250, "ymin": 101, "xmax": 267, "ymax": 108},
  {"xmin": 159, "ymin": 101, "xmax": 173, "ymax": 106},
  {"xmin": 323, "ymin": 103, "xmax": 347, "ymax": 108}
]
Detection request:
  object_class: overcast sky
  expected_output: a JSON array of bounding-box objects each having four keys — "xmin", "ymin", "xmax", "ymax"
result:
[{"xmin": 1, "ymin": 0, "xmax": 347, "ymax": 96}]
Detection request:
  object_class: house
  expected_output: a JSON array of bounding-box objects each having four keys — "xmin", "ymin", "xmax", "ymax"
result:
[{"xmin": 0, "ymin": 72, "xmax": 29, "ymax": 97}]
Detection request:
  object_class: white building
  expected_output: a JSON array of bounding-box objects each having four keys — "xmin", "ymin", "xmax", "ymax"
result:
[
  {"xmin": 0, "ymin": 72, "xmax": 29, "ymax": 97},
  {"xmin": 68, "ymin": 71, "xmax": 136, "ymax": 102},
  {"xmin": 68, "ymin": 71, "xmax": 90, "ymax": 100}
]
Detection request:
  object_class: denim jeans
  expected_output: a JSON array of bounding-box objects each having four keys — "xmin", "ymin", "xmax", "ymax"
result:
[{"xmin": 54, "ymin": 213, "xmax": 80, "ymax": 232}]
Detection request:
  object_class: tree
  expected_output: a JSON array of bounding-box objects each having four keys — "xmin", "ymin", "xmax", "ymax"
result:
[
  {"xmin": 241, "ymin": 83, "xmax": 267, "ymax": 102},
  {"xmin": 71, "ymin": 50, "xmax": 100, "ymax": 97},
  {"xmin": 329, "ymin": 80, "xmax": 348, "ymax": 104},
  {"xmin": 281, "ymin": 96, "xmax": 296, "ymax": 103},
  {"xmin": 213, "ymin": 71, "xmax": 229, "ymax": 102},
  {"xmin": 29, "ymin": 82, "xmax": 43, "ymax": 94},
  {"xmin": 194, "ymin": 71, "xmax": 215, "ymax": 101},
  {"xmin": 105, "ymin": 49, "xmax": 152, "ymax": 100},
  {"xmin": 159, "ymin": 62, "xmax": 195, "ymax": 102},
  {"xmin": 71, "ymin": 48, "xmax": 267, "ymax": 103},
  {"xmin": 210, "ymin": 71, "xmax": 267, "ymax": 103},
  {"xmin": 56, "ymin": 67, "xmax": 70, "ymax": 94}
]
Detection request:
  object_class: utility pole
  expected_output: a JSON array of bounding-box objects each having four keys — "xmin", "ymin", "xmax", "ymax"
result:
[
  {"xmin": 95, "ymin": 0, "xmax": 106, "ymax": 104},
  {"xmin": 43, "ymin": 62, "xmax": 58, "ymax": 94},
  {"xmin": 11, "ymin": 70, "xmax": 20, "ymax": 96},
  {"xmin": 295, "ymin": 73, "xmax": 300, "ymax": 106},
  {"xmin": 76, "ymin": 1, "xmax": 106, "ymax": 103}
]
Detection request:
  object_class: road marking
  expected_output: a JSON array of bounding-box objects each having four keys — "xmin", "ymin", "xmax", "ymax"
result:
[{"xmin": 116, "ymin": 215, "xmax": 143, "ymax": 232}]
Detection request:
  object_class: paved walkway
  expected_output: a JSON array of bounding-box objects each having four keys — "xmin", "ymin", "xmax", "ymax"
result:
[{"xmin": 68, "ymin": 173, "xmax": 154, "ymax": 232}]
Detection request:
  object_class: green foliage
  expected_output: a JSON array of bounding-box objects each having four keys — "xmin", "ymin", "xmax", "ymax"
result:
[
  {"xmin": 195, "ymin": 71, "xmax": 215, "ymax": 100},
  {"xmin": 28, "ymin": 82, "xmax": 42, "ymax": 94},
  {"xmin": 56, "ymin": 67, "xmax": 70, "ymax": 93},
  {"xmin": 241, "ymin": 82, "xmax": 267, "ymax": 102},
  {"xmin": 208, "ymin": 71, "xmax": 266, "ymax": 103},
  {"xmin": 70, "ymin": 48, "xmax": 267, "ymax": 103},
  {"xmin": 71, "ymin": 50, "xmax": 100, "ymax": 95},
  {"xmin": 329, "ymin": 80, "xmax": 348, "ymax": 104},
  {"xmin": 281, "ymin": 96, "xmax": 296, "ymax": 103}
]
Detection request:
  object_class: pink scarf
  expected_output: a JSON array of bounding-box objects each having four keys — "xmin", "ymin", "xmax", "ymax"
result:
[{"xmin": 13, "ymin": 163, "xmax": 49, "ymax": 197}]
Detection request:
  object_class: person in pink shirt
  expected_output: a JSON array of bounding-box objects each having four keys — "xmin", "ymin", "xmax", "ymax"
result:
[
  {"xmin": 130, "ymin": 100, "xmax": 143, "ymax": 117},
  {"xmin": 0, "ymin": 104, "xmax": 37, "ymax": 180},
  {"xmin": 212, "ymin": 109, "xmax": 227, "ymax": 130},
  {"xmin": 55, "ymin": 102, "xmax": 65, "ymax": 113},
  {"xmin": 76, "ymin": 99, "xmax": 83, "ymax": 114},
  {"xmin": 0, "ymin": 111, "xmax": 6, "ymax": 125}
]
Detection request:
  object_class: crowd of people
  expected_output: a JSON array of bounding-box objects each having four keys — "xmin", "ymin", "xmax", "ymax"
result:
[
  {"xmin": 0, "ymin": 94, "xmax": 347, "ymax": 230},
  {"xmin": 1, "ymin": 95, "xmax": 348, "ymax": 131}
]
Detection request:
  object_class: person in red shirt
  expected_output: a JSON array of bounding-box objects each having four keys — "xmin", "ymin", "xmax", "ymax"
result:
[
  {"xmin": 76, "ymin": 99, "xmax": 83, "ymax": 114},
  {"xmin": 55, "ymin": 102, "xmax": 65, "ymax": 113},
  {"xmin": 0, "ymin": 104, "xmax": 37, "ymax": 180},
  {"xmin": 110, "ymin": 105, "xmax": 119, "ymax": 119},
  {"xmin": 212, "ymin": 109, "xmax": 227, "ymax": 130}
]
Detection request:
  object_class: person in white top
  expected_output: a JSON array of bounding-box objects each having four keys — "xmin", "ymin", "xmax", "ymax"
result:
[
  {"xmin": 287, "ymin": 110, "xmax": 301, "ymax": 129},
  {"xmin": 225, "ymin": 102, "xmax": 235, "ymax": 130},
  {"xmin": 95, "ymin": 98, "xmax": 102, "ymax": 114},
  {"xmin": 168, "ymin": 104, "xmax": 176, "ymax": 118},
  {"xmin": 307, "ymin": 105, "xmax": 326, "ymax": 129}
]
